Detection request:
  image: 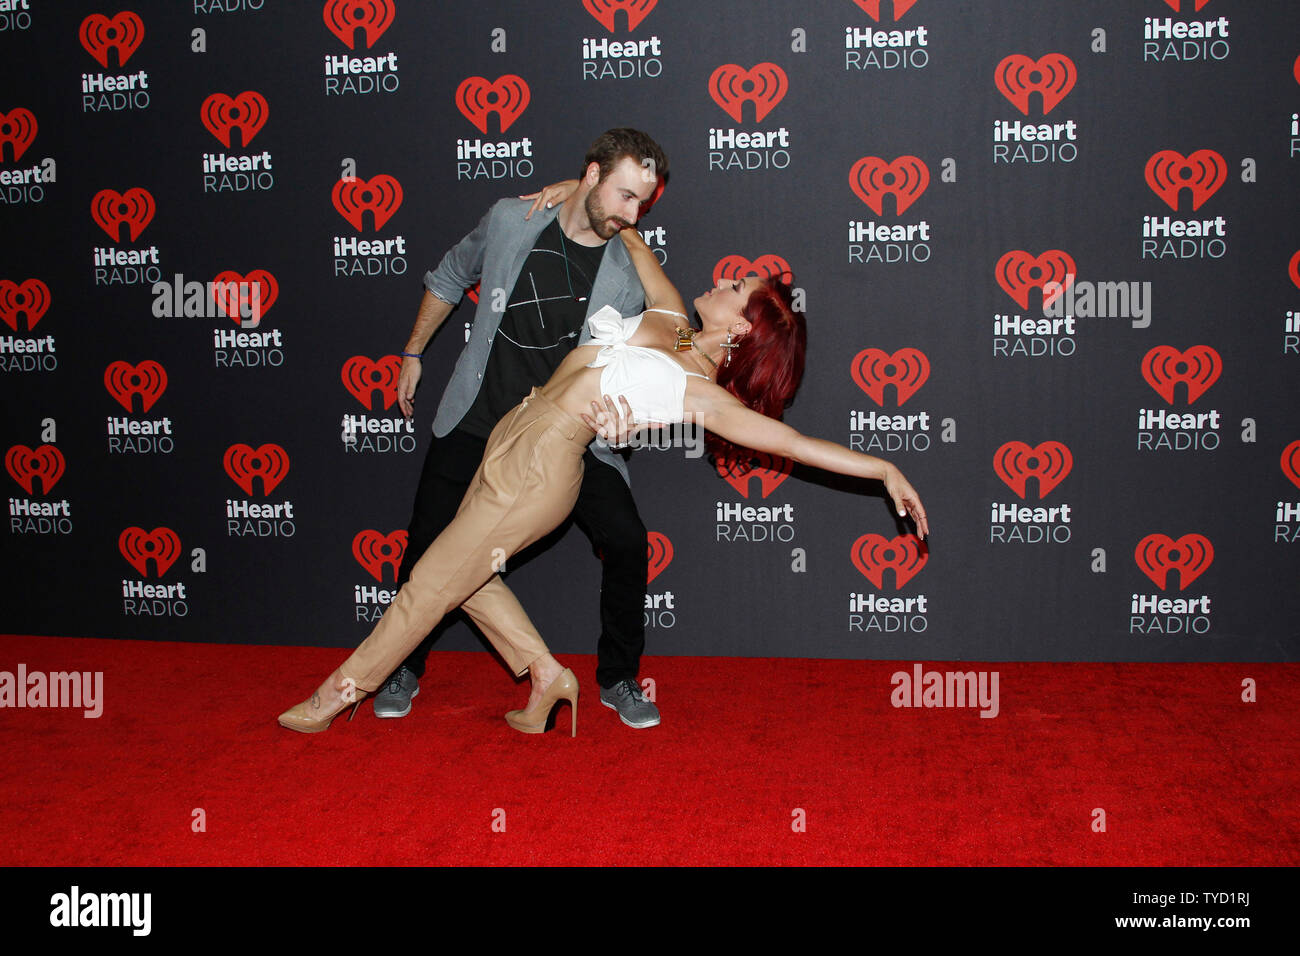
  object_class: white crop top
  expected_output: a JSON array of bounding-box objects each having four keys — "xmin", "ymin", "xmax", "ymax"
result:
[{"xmin": 584, "ymin": 305, "xmax": 709, "ymax": 424}]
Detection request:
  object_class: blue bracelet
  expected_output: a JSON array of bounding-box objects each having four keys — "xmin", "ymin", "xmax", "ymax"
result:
[{"xmin": 400, "ymin": 351, "xmax": 422, "ymax": 359}]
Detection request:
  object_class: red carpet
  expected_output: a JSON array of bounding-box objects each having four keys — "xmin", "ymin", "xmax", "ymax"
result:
[{"xmin": 1, "ymin": 634, "xmax": 1296, "ymax": 866}]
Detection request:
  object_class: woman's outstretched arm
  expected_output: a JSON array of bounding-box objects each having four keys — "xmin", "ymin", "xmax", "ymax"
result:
[
  {"xmin": 691, "ymin": 386, "xmax": 930, "ymax": 538},
  {"xmin": 619, "ymin": 225, "xmax": 686, "ymax": 317}
]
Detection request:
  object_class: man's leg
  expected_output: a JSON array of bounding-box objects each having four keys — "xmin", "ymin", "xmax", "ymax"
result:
[
  {"xmin": 570, "ymin": 453, "xmax": 659, "ymax": 728},
  {"xmin": 372, "ymin": 429, "xmax": 486, "ymax": 716}
]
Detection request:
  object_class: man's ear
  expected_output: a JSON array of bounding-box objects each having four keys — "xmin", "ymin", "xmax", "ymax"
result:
[{"xmin": 583, "ymin": 161, "xmax": 601, "ymax": 186}]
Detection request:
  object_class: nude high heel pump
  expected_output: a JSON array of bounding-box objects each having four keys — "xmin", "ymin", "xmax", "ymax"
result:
[
  {"xmin": 504, "ymin": 668, "xmax": 579, "ymax": 737},
  {"xmin": 278, "ymin": 674, "xmax": 367, "ymax": 733}
]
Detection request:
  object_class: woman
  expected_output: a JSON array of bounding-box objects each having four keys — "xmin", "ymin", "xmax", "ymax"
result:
[{"xmin": 278, "ymin": 227, "xmax": 929, "ymax": 737}]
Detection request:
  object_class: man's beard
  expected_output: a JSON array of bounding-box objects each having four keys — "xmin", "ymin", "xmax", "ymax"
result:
[{"xmin": 584, "ymin": 189, "xmax": 628, "ymax": 240}]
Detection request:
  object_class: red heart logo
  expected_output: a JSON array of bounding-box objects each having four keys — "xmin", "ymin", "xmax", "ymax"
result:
[
  {"xmin": 707, "ymin": 63, "xmax": 788, "ymax": 123},
  {"xmin": 1145, "ymin": 150, "xmax": 1227, "ymax": 212},
  {"xmin": 716, "ymin": 454, "xmax": 792, "ymax": 499},
  {"xmin": 1281, "ymin": 440, "xmax": 1300, "ymax": 490},
  {"xmin": 322, "ymin": 0, "xmax": 394, "ymax": 49},
  {"xmin": 119, "ymin": 526, "xmax": 181, "ymax": 578},
  {"xmin": 994, "ymin": 250, "xmax": 1076, "ymax": 310},
  {"xmin": 104, "ymin": 360, "xmax": 167, "ymax": 414},
  {"xmin": 852, "ymin": 0, "xmax": 919, "ymax": 21},
  {"xmin": 200, "ymin": 91, "xmax": 269, "ymax": 148},
  {"xmin": 223, "ymin": 443, "xmax": 290, "ymax": 496},
  {"xmin": 851, "ymin": 533, "xmax": 927, "ymax": 589},
  {"xmin": 0, "ymin": 279, "xmax": 50, "ymax": 332},
  {"xmin": 850, "ymin": 347, "xmax": 929, "ymax": 406},
  {"xmin": 0, "ymin": 108, "xmax": 38, "ymax": 162},
  {"xmin": 210, "ymin": 270, "xmax": 278, "ymax": 326},
  {"xmin": 849, "ymin": 156, "xmax": 930, "ymax": 217},
  {"xmin": 1134, "ymin": 533, "xmax": 1213, "ymax": 591},
  {"xmin": 992, "ymin": 441, "xmax": 1072, "ymax": 500},
  {"xmin": 994, "ymin": 54, "xmax": 1077, "ymax": 116},
  {"xmin": 352, "ymin": 529, "xmax": 407, "ymax": 583},
  {"xmin": 341, "ymin": 355, "xmax": 401, "ymax": 410},
  {"xmin": 1288, "ymin": 250, "xmax": 1300, "ymax": 291},
  {"xmin": 582, "ymin": 0, "xmax": 657, "ymax": 33},
  {"xmin": 332, "ymin": 174, "xmax": 404, "ymax": 232},
  {"xmin": 5, "ymin": 444, "xmax": 65, "ymax": 495},
  {"xmin": 91, "ymin": 188, "xmax": 155, "ymax": 243},
  {"xmin": 1141, "ymin": 345, "xmax": 1221, "ymax": 405},
  {"xmin": 712, "ymin": 254, "xmax": 791, "ymax": 285},
  {"xmin": 647, "ymin": 531, "xmax": 673, "ymax": 584},
  {"xmin": 79, "ymin": 12, "xmax": 145, "ymax": 68},
  {"xmin": 455, "ymin": 76, "xmax": 531, "ymax": 134}
]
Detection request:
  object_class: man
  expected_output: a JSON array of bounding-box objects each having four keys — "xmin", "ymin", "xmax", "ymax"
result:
[{"xmin": 376, "ymin": 128, "xmax": 667, "ymax": 728}]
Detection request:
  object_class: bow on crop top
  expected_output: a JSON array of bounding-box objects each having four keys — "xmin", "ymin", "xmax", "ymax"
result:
[{"xmin": 584, "ymin": 305, "xmax": 709, "ymax": 424}]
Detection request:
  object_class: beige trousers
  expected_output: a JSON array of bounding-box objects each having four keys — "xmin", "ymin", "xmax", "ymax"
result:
[{"xmin": 340, "ymin": 389, "xmax": 595, "ymax": 691}]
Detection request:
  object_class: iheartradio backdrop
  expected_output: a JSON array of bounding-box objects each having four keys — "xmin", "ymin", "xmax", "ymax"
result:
[{"xmin": 2, "ymin": 0, "xmax": 1298, "ymax": 663}]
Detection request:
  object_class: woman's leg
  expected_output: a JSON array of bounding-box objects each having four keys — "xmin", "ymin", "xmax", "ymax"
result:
[
  {"xmin": 339, "ymin": 402, "xmax": 587, "ymax": 693},
  {"xmin": 279, "ymin": 393, "xmax": 592, "ymax": 731},
  {"xmin": 459, "ymin": 578, "xmax": 551, "ymax": 677},
  {"xmin": 279, "ymin": 570, "xmax": 562, "ymax": 733},
  {"xmin": 460, "ymin": 579, "xmax": 566, "ymax": 710}
]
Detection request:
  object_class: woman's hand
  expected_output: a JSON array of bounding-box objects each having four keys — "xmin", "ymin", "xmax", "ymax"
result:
[
  {"xmin": 883, "ymin": 464, "xmax": 930, "ymax": 540},
  {"xmin": 521, "ymin": 180, "xmax": 579, "ymax": 219},
  {"xmin": 581, "ymin": 394, "xmax": 663, "ymax": 448},
  {"xmin": 619, "ymin": 225, "xmax": 649, "ymax": 251}
]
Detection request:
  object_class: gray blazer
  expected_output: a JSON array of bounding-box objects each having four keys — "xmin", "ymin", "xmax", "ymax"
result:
[{"xmin": 423, "ymin": 198, "xmax": 647, "ymax": 483}]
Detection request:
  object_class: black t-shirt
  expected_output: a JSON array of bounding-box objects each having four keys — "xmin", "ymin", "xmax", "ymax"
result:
[{"xmin": 458, "ymin": 219, "xmax": 607, "ymax": 439}]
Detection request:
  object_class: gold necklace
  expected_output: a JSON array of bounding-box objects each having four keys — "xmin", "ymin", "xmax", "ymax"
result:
[{"xmin": 674, "ymin": 326, "xmax": 717, "ymax": 372}]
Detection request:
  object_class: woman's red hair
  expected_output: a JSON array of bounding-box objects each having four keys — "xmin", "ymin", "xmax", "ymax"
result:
[{"xmin": 708, "ymin": 275, "xmax": 807, "ymax": 473}]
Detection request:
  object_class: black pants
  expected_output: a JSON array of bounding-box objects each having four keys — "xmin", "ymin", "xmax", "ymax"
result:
[{"xmin": 393, "ymin": 427, "xmax": 647, "ymax": 688}]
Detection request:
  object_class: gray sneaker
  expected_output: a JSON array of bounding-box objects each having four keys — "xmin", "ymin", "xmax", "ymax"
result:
[
  {"xmin": 599, "ymin": 678, "xmax": 660, "ymax": 728},
  {"xmin": 372, "ymin": 665, "xmax": 419, "ymax": 718}
]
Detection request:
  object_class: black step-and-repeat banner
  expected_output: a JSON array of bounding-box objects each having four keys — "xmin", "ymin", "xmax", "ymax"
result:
[{"xmin": 2, "ymin": 0, "xmax": 1298, "ymax": 662}]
